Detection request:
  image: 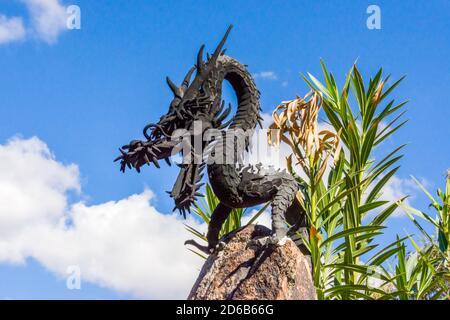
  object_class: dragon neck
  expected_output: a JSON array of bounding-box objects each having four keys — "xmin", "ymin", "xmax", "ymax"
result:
[
  {"xmin": 218, "ymin": 55, "xmax": 262, "ymax": 131},
  {"xmin": 203, "ymin": 55, "xmax": 262, "ymax": 206}
]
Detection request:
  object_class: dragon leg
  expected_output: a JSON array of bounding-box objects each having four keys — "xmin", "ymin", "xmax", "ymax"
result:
[
  {"xmin": 245, "ymin": 171, "xmax": 302, "ymax": 248},
  {"xmin": 206, "ymin": 202, "xmax": 232, "ymax": 251},
  {"xmin": 270, "ymin": 176, "xmax": 298, "ymax": 244},
  {"xmin": 286, "ymin": 199, "xmax": 310, "ymax": 255},
  {"xmin": 184, "ymin": 202, "xmax": 232, "ymax": 254}
]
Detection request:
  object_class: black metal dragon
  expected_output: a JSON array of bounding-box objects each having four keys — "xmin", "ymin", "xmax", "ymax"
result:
[{"xmin": 115, "ymin": 26, "xmax": 308, "ymax": 253}]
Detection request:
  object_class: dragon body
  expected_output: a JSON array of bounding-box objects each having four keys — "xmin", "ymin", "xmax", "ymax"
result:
[{"xmin": 116, "ymin": 26, "xmax": 308, "ymax": 253}]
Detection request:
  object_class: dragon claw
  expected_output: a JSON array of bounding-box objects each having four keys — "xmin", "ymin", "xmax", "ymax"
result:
[
  {"xmin": 184, "ymin": 239, "xmax": 226, "ymax": 255},
  {"xmin": 276, "ymin": 236, "xmax": 289, "ymax": 246},
  {"xmin": 205, "ymin": 240, "xmax": 227, "ymax": 254},
  {"xmin": 247, "ymin": 235, "xmax": 291, "ymax": 249},
  {"xmin": 215, "ymin": 241, "xmax": 226, "ymax": 251}
]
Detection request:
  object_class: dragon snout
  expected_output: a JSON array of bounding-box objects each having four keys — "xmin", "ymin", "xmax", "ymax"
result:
[{"xmin": 114, "ymin": 136, "xmax": 174, "ymax": 173}]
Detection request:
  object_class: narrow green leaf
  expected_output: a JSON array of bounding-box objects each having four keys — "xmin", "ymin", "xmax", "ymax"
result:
[{"xmin": 321, "ymin": 226, "xmax": 385, "ymax": 248}]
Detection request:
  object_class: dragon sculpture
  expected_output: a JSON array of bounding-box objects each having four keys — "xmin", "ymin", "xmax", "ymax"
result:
[{"xmin": 115, "ymin": 26, "xmax": 308, "ymax": 254}]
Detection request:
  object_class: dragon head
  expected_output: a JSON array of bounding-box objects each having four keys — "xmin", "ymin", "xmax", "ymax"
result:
[{"xmin": 115, "ymin": 26, "xmax": 234, "ymax": 217}]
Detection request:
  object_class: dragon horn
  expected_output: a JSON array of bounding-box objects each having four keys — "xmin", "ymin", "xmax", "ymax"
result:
[
  {"xmin": 209, "ymin": 25, "xmax": 233, "ymax": 65},
  {"xmin": 196, "ymin": 45, "xmax": 205, "ymax": 73},
  {"xmin": 166, "ymin": 76, "xmax": 180, "ymax": 97},
  {"xmin": 181, "ymin": 26, "xmax": 233, "ymax": 101},
  {"xmin": 180, "ymin": 67, "xmax": 195, "ymax": 93}
]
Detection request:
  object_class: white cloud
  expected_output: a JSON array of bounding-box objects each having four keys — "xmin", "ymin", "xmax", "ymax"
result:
[
  {"xmin": 0, "ymin": 136, "xmax": 205, "ymax": 299},
  {"xmin": 0, "ymin": 137, "xmax": 79, "ymax": 239},
  {"xmin": 375, "ymin": 175, "xmax": 420, "ymax": 217},
  {"xmin": 22, "ymin": 0, "xmax": 68, "ymax": 43},
  {"xmin": 253, "ymin": 72, "xmax": 289, "ymax": 87},
  {"xmin": 0, "ymin": 0, "xmax": 68, "ymax": 45},
  {"xmin": 0, "ymin": 15, "xmax": 26, "ymax": 44},
  {"xmin": 253, "ymin": 71, "xmax": 278, "ymax": 80}
]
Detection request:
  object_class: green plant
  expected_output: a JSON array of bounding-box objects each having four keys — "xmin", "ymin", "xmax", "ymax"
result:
[
  {"xmin": 269, "ymin": 61, "xmax": 409, "ymax": 299},
  {"xmin": 400, "ymin": 174, "xmax": 450, "ymax": 257},
  {"xmin": 389, "ymin": 237, "xmax": 448, "ymax": 299},
  {"xmin": 398, "ymin": 173, "xmax": 450, "ymax": 298}
]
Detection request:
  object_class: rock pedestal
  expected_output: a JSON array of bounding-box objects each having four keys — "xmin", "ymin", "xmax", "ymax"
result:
[{"xmin": 188, "ymin": 224, "xmax": 317, "ymax": 300}]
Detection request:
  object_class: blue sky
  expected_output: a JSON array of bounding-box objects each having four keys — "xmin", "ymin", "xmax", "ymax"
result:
[{"xmin": 0, "ymin": 0, "xmax": 449, "ymax": 299}]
